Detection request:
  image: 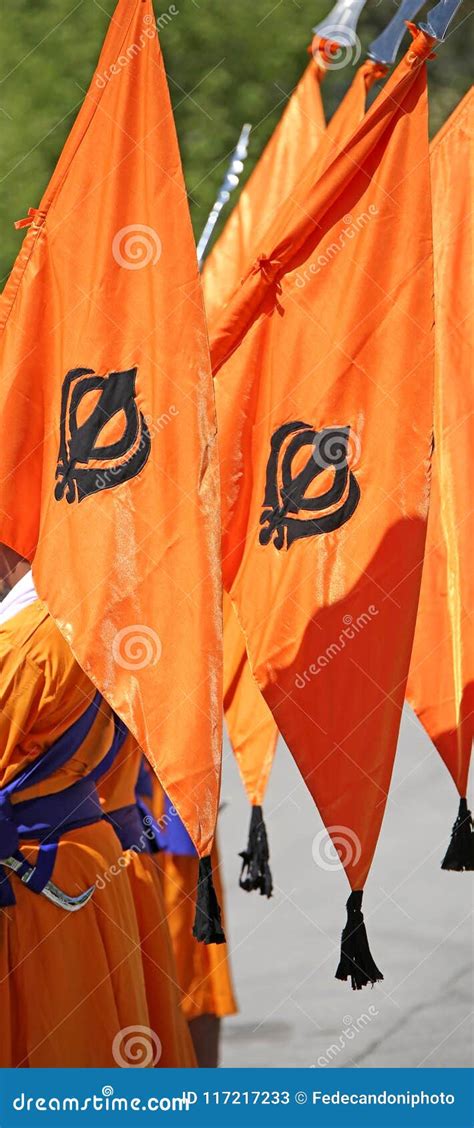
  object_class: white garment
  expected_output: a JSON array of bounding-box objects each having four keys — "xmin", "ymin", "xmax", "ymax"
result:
[{"xmin": 0, "ymin": 568, "xmax": 38, "ymax": 625}]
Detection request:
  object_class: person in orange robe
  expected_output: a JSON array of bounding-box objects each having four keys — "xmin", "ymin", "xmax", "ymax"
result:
[
  {"xmin": 99, "ymin": 744, "xmax": 196, "ymax": 1067},
  {"xmin": 141, "ymin": 773, "xmax": 237, "ymax": 1067},
  {"xmin": 0, "ymin": 544, "xmax": 193, "ymax": 1067}
]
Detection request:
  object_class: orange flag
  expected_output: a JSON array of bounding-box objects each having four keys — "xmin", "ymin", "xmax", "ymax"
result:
[
  {"xmin": 0, "ymin": 0, "xmax": 222, "ymax": 890},
  {"xmin": 407, "ymin": 87, "xmax": 474, "ymax": 870},
  {"xmin": 204, "ymin": 44, "xmax": 328, "ymax": 897},
  {"xmin": 202, "ymin": 47, "xmax": 326, "ymax": 325},
  {"xmin": 222, "ymin": 51, "xmax": 390, "ymax": 900},
  {"xmin": 211, "ymin": 31, "xmax": 436, "ymax": 987}
]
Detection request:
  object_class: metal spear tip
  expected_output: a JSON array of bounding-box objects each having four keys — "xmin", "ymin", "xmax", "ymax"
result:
[
  {"xmin": 313, "ymin": 0, "xmax": 368, "ymax": 42},
  {"xmin": 419, "ymin": 0, "xmax": 464, "ymax": 41},
  {"xmin": 367, "ymin": 0, "xmax": 426, "ymax": 65}
]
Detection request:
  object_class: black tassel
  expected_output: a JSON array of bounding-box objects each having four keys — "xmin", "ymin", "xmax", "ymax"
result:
[
  {"xmin": 239, "ymin": 804, "xmax": 273, "ymax": 897},
  {"xmin": 192, "ymin": 856, "xmax": 226, "ymax": 945},
  {"xmin": 441, "ymin": 797, "xmax": 474, "ymax": 872},
  {"xmin": 335, "ymin": 890, "xmax": 383, "ymax": 991}
]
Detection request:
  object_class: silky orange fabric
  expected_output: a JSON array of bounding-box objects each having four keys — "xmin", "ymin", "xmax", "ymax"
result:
[
  {"xmin": 202, "ymin": 52, "xmax": 326, "ymax": 325},
  {"xmin": 0, "ymin": 600, "xmax": 166, "ymax": 1067},
  {"xmin": 407, "ymin": 88, "xmax": 474, "ymax": 797},
  {"xmin": 220, "ymin": 57, "xmax": 388, "ymax": 812},
  {"xmin": 211, "ymin": 34, "xmax": 435, "ymax": 893},
  {"xmin": 0, "ymin": 0, "xmax": 221, "ymax": 857},
  {"xmin": 99, "ymin": 743, "xmax": 196, "ymax": 1066}
]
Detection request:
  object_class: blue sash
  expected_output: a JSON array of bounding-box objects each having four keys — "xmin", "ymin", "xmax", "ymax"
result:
[
  {"xmin": 136, "ymin": 756, "xmax": 153, "ymax": 800},
  {"xmin": 0, "ymin": 692, "xmax": 128, "ymax": 905},
  {"xmin": 135, "ymin": 757, "xmax": 196, "ymax": 856},
  {"xmin": 157, "ymin": 792, "xmax": 197, "ymax": 857},
  {"xmin": 105, "ymin": 801, "xmax": 163, "ymax": 855}
]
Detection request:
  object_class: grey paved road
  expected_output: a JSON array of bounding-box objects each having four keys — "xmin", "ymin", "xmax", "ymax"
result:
[{"xmin": 218, "ymin": 705, "xmax": 473, "ymax": 1068}]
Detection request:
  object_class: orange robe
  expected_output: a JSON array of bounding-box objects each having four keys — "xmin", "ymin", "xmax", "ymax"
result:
[
  {"xmin": 149, "ymin": 783, "xmax": 237, "ymax": 1021},
  {"xmin": 0, "ymin": 598, "xmax": 187, "ymax": 1066},
  {"xmin": 159, "ymin": 846, "xmax": 238, "ymax": 1022},
  {"xmin": 99, "ymin": 743, "xmax": 196, "ymax": 1065}
]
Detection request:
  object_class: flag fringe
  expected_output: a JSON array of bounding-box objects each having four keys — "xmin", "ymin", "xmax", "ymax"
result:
[
  {"xmin": 192, "ymin": 856, "xmax": 226, "ymax": 945},
  {"xmin": 239, "ymin": 804, "xmax": 273, "ymax": 898},
  {"xmin": 335, "ymin": 890, "xmax": 383, "ymax": 991},
  {"xmin": 441, "ymin": 797, "xmax": 474, "ymax": 872}
]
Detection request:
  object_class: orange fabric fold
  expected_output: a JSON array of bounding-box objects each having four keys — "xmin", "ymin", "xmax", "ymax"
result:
[
  {"xmin": 202, "ymin": 52, "xmax": 326, "ymax": 324},
  {"xmin": 407, "ymin": 87, "xmax": 474, "ymax": 797}
]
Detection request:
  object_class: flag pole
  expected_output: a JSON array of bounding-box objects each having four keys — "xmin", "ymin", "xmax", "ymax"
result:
[{"xmin": 196, "ymin": 123, "xmax": 252, "ymax": 268}]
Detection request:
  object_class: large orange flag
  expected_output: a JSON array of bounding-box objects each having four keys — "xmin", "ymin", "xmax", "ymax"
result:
[
  {"xmin": 204, "ymin": 43, "xmax": 327, "ymax": 898},
  {"xmin": 407, "ymin": 87, "xmax": 474, "ymax": 870},
  {"xmin": 0, "ymin": 1, "xmax": 222, "ymax": 884},
  {"xmin": 211, "ymin": 31, "xmax": 435, "ymax": 987},
  {"xmin": 222, "ymin": 51, "xmax": 390, "ymax": 902}
]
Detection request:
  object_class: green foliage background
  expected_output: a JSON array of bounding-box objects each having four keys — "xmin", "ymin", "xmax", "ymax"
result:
[{"xmin": 0, "ymin": 0, "xmax": 471, "ymax": 281}]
